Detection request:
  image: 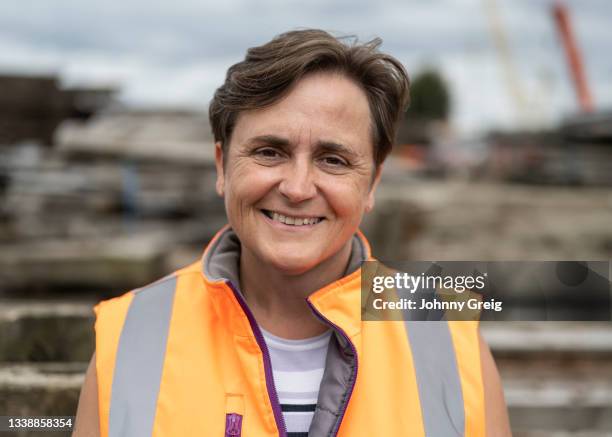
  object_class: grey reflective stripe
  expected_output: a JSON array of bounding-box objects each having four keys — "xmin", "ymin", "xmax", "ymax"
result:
[
  {"xmin": 109, "ymin": 276, "xmax": 177, "ymax": 437},
  {"xmin": 404, "ymin": 321, "xmax": 465, "ymax": 437}
]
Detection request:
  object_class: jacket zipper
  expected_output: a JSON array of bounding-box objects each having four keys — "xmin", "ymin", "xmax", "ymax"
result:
[
  {"xmin": 225, "ymin": 413, "xmax": 243, "ymax": 436},
  {"xmin": 306, "ymin": 299, "xmax": 359, "ymax": 437},
  {"xmin": 227, "ymin": 281, "xmax": 288, "ymax": 437}
]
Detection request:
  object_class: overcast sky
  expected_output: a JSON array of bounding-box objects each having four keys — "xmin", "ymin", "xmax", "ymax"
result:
[{"xmin": 1, "ymin": 0, "xmax": 610, "ymax": 134}]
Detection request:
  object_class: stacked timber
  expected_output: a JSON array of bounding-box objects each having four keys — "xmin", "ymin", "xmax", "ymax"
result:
[
  {"xmin": 1, "ymin": 110, "xmax": 225, "ymax": 296},
  {"xmin": 485, "ymin": 111, "xmax": 612, "ymax": 186},
  {"xmin": 0, "ymin": 74, "xmax": 114, "ymax": 146}
]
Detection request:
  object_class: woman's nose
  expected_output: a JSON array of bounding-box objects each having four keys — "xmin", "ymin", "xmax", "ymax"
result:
[{"xmin": 278, "ymin": 160, "xmax": 317, "ymax": 203}]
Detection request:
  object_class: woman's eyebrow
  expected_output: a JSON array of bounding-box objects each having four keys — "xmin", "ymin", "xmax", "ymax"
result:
[
  {"xmin": 316, "ymin": 141, "xmax": 359, "ymax": 159},
  {"xmin": 246, "ymin": 135, "xmax": 291, "ymax": 148},
  {"xmin": 246, "ymin": 135, "xmax": 359, "ymax": 159}
]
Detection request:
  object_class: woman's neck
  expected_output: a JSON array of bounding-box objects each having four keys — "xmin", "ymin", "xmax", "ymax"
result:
[{"xmin": 239, "ymin": 241, "xmax": 352, "ymax": 339}]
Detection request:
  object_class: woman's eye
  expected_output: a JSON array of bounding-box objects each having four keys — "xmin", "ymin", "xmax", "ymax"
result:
[
  {"xmin": 255, "ymin": 148, "xmax": 281, "ymax": 158},
  {"xmin": 322, "ymin": 156, "xmax": 348, "ymax": 167}
]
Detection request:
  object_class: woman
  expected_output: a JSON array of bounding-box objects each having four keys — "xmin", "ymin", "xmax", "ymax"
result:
[{"xmin": 74, "ymin": 29, "xmax": 511, "ymax": 436}]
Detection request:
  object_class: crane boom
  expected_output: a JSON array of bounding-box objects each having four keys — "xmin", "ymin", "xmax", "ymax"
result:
[{"xmin": 552, "ymin": 1, "xmax": 594, "ymax": 112}]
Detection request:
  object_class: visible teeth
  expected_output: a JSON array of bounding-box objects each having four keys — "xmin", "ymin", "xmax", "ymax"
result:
[{"xmin": 267, "ymin": 210, "xmax": 321, "ymax": 226}]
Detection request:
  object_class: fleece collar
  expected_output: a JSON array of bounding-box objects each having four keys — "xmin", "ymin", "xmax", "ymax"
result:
[{"xmin": 200, "ymin": 225, "xmax": 372, "ymax": 338}]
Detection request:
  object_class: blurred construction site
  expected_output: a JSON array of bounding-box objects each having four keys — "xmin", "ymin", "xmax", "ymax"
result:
[{"xmin": 1, "ymin": 0, "xmax": 611, "ymax": 435}]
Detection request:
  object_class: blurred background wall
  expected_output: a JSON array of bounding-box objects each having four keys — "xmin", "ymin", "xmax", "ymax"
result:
[{"xmin": 1, "ymin": 0, "xmax": 611, "ymax": 435}]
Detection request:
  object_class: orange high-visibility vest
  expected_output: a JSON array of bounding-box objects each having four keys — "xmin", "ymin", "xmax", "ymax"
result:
[{"xmin": 94, "ymin": 226, "xmax": 485, "ymax": 437}]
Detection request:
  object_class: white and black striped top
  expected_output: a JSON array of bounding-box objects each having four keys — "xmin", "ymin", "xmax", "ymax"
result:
[{"xmin": 260, "ymin": 327, "xmax": 332, "ymax": 437}]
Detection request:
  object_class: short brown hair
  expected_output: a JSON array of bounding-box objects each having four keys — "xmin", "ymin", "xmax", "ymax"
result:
[{"xmin": 209, "ymin": 29, "xmax": 410, "ymax": 167}]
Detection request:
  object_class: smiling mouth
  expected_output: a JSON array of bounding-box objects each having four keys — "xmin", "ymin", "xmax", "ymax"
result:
[{"xmin": 261, "ymin": 209, "xmax": 325, "ymax": 226}]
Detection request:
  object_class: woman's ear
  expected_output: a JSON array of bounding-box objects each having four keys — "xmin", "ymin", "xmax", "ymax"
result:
[
  {"xmin": 365, "ymin": 164, "xmax": 383, "ymax": 213},
  {"xmin": 214, "ymin": 142, "xmax": 225, "ymax": 197}
]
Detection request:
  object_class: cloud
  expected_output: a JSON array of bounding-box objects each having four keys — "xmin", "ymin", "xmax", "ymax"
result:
[{"xmin": 0, "ymin": 0, "xmax": 610, "ymax": 133}]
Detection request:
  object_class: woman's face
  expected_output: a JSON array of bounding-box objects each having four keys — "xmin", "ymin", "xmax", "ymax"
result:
[{"xmin": 215, "ymin": 72, "xmax": 381, "ymax": 275}]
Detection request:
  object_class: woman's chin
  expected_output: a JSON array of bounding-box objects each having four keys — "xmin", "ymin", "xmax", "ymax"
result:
[{"xmin": 265, "ymin": 252, "xmax": 321, "ymax": 276}]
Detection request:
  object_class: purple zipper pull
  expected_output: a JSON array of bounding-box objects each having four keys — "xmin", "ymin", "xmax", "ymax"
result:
[{"xmin": 225, "ymin": 413, "xmax": 243, "ymax": 437}]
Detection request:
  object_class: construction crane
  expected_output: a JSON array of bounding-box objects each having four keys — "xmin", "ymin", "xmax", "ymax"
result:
[
  {"xmin": 482, "ymin": 0, "xmax": 530, "ymax": 126},
  {"xmin": 552, "ymin": 1, "xmax": 594, "ymax": 113}
]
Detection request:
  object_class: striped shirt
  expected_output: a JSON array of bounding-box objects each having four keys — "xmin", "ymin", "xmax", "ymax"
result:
[{"xmin": 260, "ymin": 327, "xmax": 332, "ymax": 437}]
